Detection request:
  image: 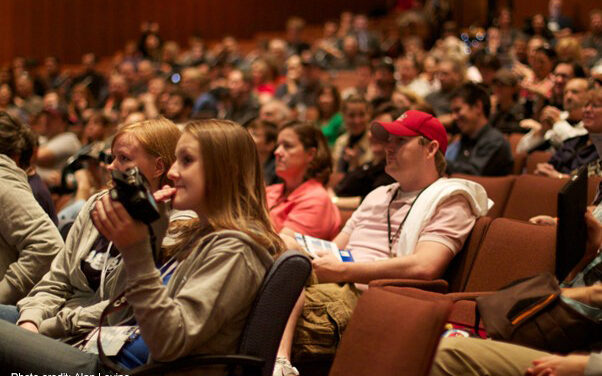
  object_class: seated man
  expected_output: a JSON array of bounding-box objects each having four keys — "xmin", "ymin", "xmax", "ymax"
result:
[
  {"xmin": 445, "ymin": 83, "xmax": 514, "ymax": 176},
  {"xmin": 0, "ymin": 112, "xmax": 63, "ymax": 304},
  {"xmin": 35, "ymin": 107, "xmax": 82, "ymax": 188},
  {"xmin": 274, "ymin": 110, "xmax": 490, "ymax": 376},
  {"xmin": 434, "ymin": 309, "xmax": 601, "ymax": 376},
  {"xmin": 535, "ymin": 87, "xmax": 602, "ymax": 179},
  {"xmin": 517, "ymin": 78, "xmax": 588, "ymax": 154}
]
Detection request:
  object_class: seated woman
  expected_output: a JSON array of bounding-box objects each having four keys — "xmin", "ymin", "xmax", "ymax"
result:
[
  {"xmin": 316, "ymin": 84, "xmax": 343, "ymax": 147},
  {"xmin": 266, "ymin": 121, "xmax": 341, "ymax": 240},
  {"xmin": 331, "ymin": 95, "xmax": 374, "ymax": 188},
  {"xmin": 0, "ymin": 118, "xmax": 181, "ymax": 334},
  {"xmin": 0, "ymin": 119, "xmax": 283, "ymax": 373}
]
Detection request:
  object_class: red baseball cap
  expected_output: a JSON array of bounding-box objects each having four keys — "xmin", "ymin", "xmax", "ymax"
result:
[{"xmin": 371, "ymin": 110, "xmax": 448, "ymax": 154}]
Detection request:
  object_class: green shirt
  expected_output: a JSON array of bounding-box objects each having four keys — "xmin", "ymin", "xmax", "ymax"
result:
[{"xmin": 320, "ymin": 112, "xmax": 344, "ymax": 147}]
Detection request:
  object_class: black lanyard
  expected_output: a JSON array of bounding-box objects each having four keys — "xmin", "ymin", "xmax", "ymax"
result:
[{"xmin": 386, "ymin": 186, "xmax": 428, "ymax": 258}]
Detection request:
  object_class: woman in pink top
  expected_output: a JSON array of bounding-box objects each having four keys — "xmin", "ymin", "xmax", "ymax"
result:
[{"xmin": 266, "ymin": 121, "xmax": 341, "ymax": 240}]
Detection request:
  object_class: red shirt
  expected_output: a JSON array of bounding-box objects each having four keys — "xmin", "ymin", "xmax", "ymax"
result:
[{"xmin": 266, "ymin": 179, "xmax": 341, "ymax": 240}]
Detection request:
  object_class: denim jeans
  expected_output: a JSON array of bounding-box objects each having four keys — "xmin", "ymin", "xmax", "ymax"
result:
[
  {"xmin": 0, "ymin": 304, "xmax": 19, "ymax": 323},
  {"xmin": 0, "ymin": 319, "xmax": 110, "ymax": 374}
]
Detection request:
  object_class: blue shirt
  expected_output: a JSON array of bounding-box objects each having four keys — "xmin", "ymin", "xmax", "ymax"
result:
[{"xmin": 115, "ymin": 258, "xmax": 178, "ymax": 369}]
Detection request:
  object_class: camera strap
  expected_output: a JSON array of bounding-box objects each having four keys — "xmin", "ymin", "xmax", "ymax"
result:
[
  {"xmin": 99, "ymin": 241, "xmax": 121, "ymax": 301},
  {"xmin": 96, "ymin": 290, "xmax": 131, "ymax": 374},
  {"xmin": 95, "ymin": 250, "xmax": 179, "ymax": 373}
]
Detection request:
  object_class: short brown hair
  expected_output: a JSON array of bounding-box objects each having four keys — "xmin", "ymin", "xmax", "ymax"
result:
[
  {"xmin": 418, "ymin": 136, "xmax": 447, "ymax": 176},
  {"xmin": 341, "ymin": 94, "xmax": 372, "ymax": 114},
  {"xmin": 0, "ymin": 111, "xmax": 28, "ymax": 159},
  {"xmin": 280, "ymin": 121, "xmax": 332, "ymax": 185},
  {"xmin": 247, "ymin": 119, "xmax": 278, "ymax": 144}
]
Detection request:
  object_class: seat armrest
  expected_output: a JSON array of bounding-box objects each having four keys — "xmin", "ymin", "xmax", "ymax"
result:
[
  {"xmin": 446, "ymin": 291, "xmax": 495, "ymax": 301},
  {"xmin": 131, "ymin": 354, "xmax": 265, "ymax": 375},
  {"xmin": 368, "ymin": 278, "xmax": 449, "ymax": 293}
]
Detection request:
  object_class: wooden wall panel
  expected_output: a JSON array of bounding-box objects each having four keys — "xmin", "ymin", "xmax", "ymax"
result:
[
  {"xmin": 3, "ymin": 0, "xmax": 599, "ymax": 67},
  {"xmin": 0, "ymin": 0, "xmax": 387, "ymax": 65}
]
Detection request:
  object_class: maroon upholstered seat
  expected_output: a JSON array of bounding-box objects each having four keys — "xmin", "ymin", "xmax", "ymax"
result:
[{"xmin": 329, "ymin": 287, "xmax": 452, "ymax": 376}]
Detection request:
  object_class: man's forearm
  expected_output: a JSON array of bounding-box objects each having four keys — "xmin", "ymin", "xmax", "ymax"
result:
[{"xmin": 341, "ymin": 256, "xmax": 434, "ymax": 284}]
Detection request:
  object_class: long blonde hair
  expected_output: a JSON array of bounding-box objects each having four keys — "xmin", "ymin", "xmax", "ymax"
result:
[
  {"xmin": 175, "ymin": 120, "xmax": 283, "ymax": 256},
  {"xmin": 112, "ymin": 117, "xmax": 181, "ymax": 187}
]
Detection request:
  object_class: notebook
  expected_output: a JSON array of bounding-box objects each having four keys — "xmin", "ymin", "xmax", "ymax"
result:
[{"xmin": 294, "ymin": 233, "xmax": 354, "ymax": 262}]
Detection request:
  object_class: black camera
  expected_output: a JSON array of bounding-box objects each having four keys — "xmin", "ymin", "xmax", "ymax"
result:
[
  {"xmin": 58, "ymin": 142, "xmax": 108, "ymax": 194},
  {"xmin": 109, "ymin": 167, "xmax": 160, "ymax": 224}
]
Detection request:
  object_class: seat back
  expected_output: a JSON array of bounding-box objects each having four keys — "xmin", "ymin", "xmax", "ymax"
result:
[
  {"xmin": 443, "ymin": 216, "xmax": 493, "ymax": 292},
  {"xmin": 329, "ymin": 287, "xmax": 452, "ymax": 376},
  {"xmin": 502, "ymin": 174, "xmax": 569, "ymax": 221},
  {"xmin": 508, "ymin": 133, "xmax": 527, "ymax": 174},
  {"xmin": 513, "ymin": 152, "xmax": 527, "ymax": 174},
  {"xmin": 507, "ymin": 132, "xmax": 523, "ymax": 155},
  {"xmin": 238, "ymin": 250, "xmax": 312, "ymax": 376},
  {"xmin": 525, "ymin": 151, "xmax": 553, "ymax": 174},
  {"xmin": 588, "ymin": 175, "xmax": 602, "ymax": 204},
  {"xmin": 463, "ymin": 218, "xmax": 556, "ymax": 292},
  {"xmin": 450, "ymin": 174, "xmax": 516, "ymax": 218},
  {"xmin": 339, "ymin": 208, "xmax": 355, "ymax": 231}
]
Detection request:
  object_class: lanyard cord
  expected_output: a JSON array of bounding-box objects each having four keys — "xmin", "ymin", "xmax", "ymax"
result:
[
  {"xmin": 99, "ymin": 241, "xmax": 119, "ymax": 301},
  {"xmin": 96, "ymin": 223, "xmax": 177, "ymax": 373},
  {"xmin": 386, "ymin": 186, "xmax": 428, "ymax": 258}
]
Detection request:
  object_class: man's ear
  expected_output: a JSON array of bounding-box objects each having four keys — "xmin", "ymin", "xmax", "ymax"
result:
[
  {"xmin": 474, "ymin": 100, "xmax": 484, "ymax": 116},
  {"xmin": 425, "ymin": 140, "xmax": 440, "ymax": 158}
]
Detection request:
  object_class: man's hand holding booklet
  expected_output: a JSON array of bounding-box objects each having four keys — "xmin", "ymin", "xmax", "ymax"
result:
[{"xmin": 294, "ymin": 233, "xmax": 354, "ymax": 262}]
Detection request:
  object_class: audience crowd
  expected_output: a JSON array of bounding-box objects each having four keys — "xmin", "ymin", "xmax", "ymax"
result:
[{"xmin": 0, "ymin": 0, "xmax": 601, "ymax": 375}]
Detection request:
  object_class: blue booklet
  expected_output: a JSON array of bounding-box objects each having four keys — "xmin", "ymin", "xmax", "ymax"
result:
[{"xmin": 294, "ymin": 233, "xmax": 354, "ymax": 262}]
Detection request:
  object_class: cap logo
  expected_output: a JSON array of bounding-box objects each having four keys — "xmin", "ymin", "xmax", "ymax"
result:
[{"xmin": 399, "ymin": 112, "xmax": 407, "ymax": 121}]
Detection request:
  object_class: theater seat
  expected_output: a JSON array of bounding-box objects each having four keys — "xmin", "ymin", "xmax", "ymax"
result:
[
  {"xmin": 371, "ymin": 216, "xmax": 556, "ymax": 294},
  {"xmin": 451, "ymin": 174, "xmax": 516, "ymax": 218},
  {"xmin": 462, "ymin": 217, "xmax": 556, "ymax": 292},
  {"xmin": 370, "ymin": 216, "xmax": 493, "ymax": 293},
  {"xmin": 443, "ymin": 216, "xmax": 493, "ymax": 292},
  {"xmin": 328, "ymin": 287, "xmax": 452, "ymax": 376},
  {"xmin": 507, "ymin": 133, "xmax": 527, "ymax": 174},
  {"xmin": 502, "ymin": 174, "xmax": 569, "ymax": 221},
  {"xmin": 339, "ymin": 208, "xmax": 355, "ymax": 230},
  {"xmin": 588, "ymin": 175, "xmax": 602, "ymax": 204},
  {"xmin": 525, "ymin": 151, "xmax": 553, "ymax": 175}
]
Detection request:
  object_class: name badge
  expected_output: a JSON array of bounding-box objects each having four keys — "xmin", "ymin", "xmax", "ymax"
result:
[{"xmin": 81, "ymin": 325, "xmax": 139, "ymax": 356}]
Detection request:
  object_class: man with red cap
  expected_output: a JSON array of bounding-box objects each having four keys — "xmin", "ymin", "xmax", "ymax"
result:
[
  {"xmin": 273, "ymin": 110, "xmax": 491, "ymax": 376},
  {"xmin": 314, "ymin": 109, "xmax": 489, "ymax": 282}
]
